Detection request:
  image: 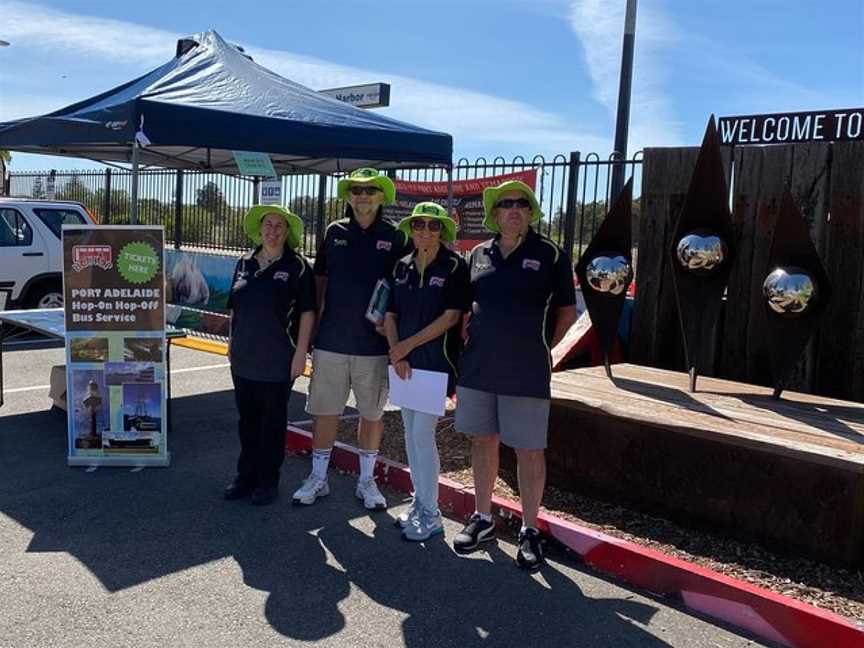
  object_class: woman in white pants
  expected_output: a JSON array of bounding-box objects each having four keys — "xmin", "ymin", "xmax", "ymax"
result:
[{"xmin": 384, "ymin": 202, "xmax": 470, "ymax": 541}]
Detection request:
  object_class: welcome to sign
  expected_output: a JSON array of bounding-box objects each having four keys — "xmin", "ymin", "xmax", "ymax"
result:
[{"xmin": 718, "ymin": 109, "xmax": 864, "ymax": 145}]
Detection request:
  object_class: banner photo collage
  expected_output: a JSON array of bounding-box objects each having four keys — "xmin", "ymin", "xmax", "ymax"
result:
[{"xmin": 62, "ymin": 226, "xmax": 169, "ymax": 467}]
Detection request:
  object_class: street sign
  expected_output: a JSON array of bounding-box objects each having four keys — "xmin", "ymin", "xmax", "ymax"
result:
[
  {"xmin": 718, "ymin": 108, "xmax": 864, "ymax": 145},
  {"xmin": 319, "ymin": 83, "xmax": 391, "ymax": 109}
]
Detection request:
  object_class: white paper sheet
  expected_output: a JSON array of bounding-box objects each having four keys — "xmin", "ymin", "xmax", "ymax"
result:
[{"xmin": 387, "ymin": 367, "xmax": 448, "ymax": 416}]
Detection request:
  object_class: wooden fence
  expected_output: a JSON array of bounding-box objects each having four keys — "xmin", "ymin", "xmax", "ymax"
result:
[{"xmin": 630, "ymin": 141, "xmax": 864, "ymax": 402}]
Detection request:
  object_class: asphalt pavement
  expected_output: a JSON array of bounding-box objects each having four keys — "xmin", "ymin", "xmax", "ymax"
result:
[{"xmin": 0, "ymin": 340, "xmax": 770, "ymax": 647}]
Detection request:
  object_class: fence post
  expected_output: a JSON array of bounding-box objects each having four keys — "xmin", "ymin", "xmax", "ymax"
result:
[
  {"xmin": 252, "ymin": 176, "xmax": 261, "ymax": 204},
  {"xmin": 174, "ymin": 169, "xmax": 184, "ymax": 250},
  {"xmin": 315, "ymin": 174, "xmax": 327, "ymax": 252},
  {"xmin": 103, "ymin": 168, "xmax": 112, "ymax": 224},
  {"xmin": 563, "ymin": 151, "xmax": 581, "ymax": 259}
]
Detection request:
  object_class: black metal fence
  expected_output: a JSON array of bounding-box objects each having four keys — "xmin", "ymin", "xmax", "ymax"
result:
[{"xmin": 8, "ymin": 152, "xmax": 642, "ymax": 261}]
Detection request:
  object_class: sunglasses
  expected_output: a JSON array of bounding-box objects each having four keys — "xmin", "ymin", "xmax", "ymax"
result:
[
  {"xmin": 494, "ymin": 198, "xmax": 531, "ymax": 209},
  {"xmin": 349, "ymin": 186, "xmax": 382, "ymax": 196},
  {"xmin": 410, "ymin": 219, "xmax": 443, "ymax": 232}
]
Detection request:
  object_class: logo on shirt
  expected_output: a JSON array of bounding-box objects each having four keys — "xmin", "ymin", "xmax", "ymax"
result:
[
  {"xmin": 333, "ymin": 238, "xmax": 348, "ymax": 247},
  {"xmin": 273, "ymin": 271, "xmax": 290, "ymax": 282},
  {"xmin": 522, "ymin": 258, "xmax": 541, "ymax": 271},
  {"xmin": 376, "ymin": 240, "xmax": 392, "ymax": 251},
  {"xmin": 429, "ymin": 276, "xmax": 445, "ymax": 287}
]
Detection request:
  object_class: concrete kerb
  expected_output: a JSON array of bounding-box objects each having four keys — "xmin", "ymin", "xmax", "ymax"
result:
[{"xmin": 285, "ymin": 423, "xmax": 864, "ymax": 648}]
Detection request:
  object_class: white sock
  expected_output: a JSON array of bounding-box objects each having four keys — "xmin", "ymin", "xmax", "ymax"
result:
[
  {"xmin": 311, "ymin": 449, "xmax": 331, "ymax": 480},
  {"xmin": 475, "ymin": 511, "xmax": 492, "ymax": 523},
  {"xmin": 358, "ymin": 450, "xmax": 378, "ymax": 482}
]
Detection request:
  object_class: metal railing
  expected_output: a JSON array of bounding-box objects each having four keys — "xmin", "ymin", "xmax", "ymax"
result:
[{"xmin": 8, "ymin": 152, "xmax": 642, "ymax": 261}]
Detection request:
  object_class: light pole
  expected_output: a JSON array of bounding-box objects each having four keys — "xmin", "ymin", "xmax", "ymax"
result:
[{"xmin": 610, "ymin": 0, "xmax": 637, "ymax": 200}]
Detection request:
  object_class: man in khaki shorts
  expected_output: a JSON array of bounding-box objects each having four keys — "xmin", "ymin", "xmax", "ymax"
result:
[{"xmin": 293, "ymin": 168, "xmax": 409, "ymax": 510}]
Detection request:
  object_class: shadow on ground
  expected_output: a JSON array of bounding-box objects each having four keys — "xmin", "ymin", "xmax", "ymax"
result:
[{"xmin": 0, "ymin": 387, "xmax": 685, "ymax": 647}]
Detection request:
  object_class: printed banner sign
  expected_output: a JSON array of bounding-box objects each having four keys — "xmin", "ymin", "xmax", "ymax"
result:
[
  {"xmin": 718, "ymin": 108, "xmax": 864, "ymax": 145},
  {"xmin": 62, "ymin": 225, "xmax": 169, "ymax": 467},
  {"xmin": 164, "ymin": 249, "xmax": 234, "ymax": 337},
  {"xmin": 383, "ymin": 169, "xmax": 538, "ymax": 251},
  {"xmin": 260, "ymin": 178, "xmax": 283, "ymax": 205},
  {"xmin": 232, "ymin": 150, "xmax": 277, "ymax": 177}
]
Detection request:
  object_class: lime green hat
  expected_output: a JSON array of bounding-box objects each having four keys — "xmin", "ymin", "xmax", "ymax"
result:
[
  {"xmin": 482, "ymin": 180, "xmax": 543, "ymax": 232},
  {"xmin": 336, "ymin": 167, "xmax": 396, "ymax": 205},
  {"xmin": 243, "ymin": 205, "xmax": 303, "ymax": 250},
  {"xmin": 398, "ymin": 202, "xmax": 458, "ymax": 242}
]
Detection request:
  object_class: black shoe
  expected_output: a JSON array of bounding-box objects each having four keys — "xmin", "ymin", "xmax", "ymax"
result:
[
  {"xmin": 250, "ymin": 486, "xmax": 278, "ymax": 506},
  {"xmin": 452, "ymin": 513, "xmax": 496, "ymax": 554},
  {"xmin": 516, "ymin": 528, "xmax": 544, "ymax": 572},
  {"xmin": 223, "ymin": 480, "xmax": 254, "ymax": 500}
]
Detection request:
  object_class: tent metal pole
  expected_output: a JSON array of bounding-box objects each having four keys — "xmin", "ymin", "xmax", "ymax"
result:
[
  {"xmin": 130, "ymin": 142, "xmax": 140, "ymax": 224},
  {"xmin": 446, "ymin": 164, "xmax": 454, "ymax": 216}
]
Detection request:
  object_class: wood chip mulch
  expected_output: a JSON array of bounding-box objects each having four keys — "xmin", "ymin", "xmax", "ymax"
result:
[{"xmin": 295, "ymin": 411, "xmax": 864, "ymax": 621}]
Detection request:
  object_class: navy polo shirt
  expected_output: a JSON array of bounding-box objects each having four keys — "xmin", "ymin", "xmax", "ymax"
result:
[
  {"xmin": 387, "ymin": 246, "xmax": 471, "ymax": 393},
  {"xmin": 313, "ymin": 215, "xmax": 410, "ymax": 356},
  {"xmin": 457, "ymin": 228, "xmax": 576, "ymax": 399},
  {"xmin": 227, "ymin": 247, "xmax": 317, "ymax": 382}
]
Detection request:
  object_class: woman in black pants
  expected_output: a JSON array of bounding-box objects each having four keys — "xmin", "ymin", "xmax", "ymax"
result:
[{"xmin": 224, "ymin": 205, "xmax": 316, "ymax": 505}]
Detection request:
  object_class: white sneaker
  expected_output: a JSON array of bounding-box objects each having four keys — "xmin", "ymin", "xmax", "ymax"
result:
[
  {"xmin": 292, "ymin": 475, "xmax": 329, "ymax": 505},
  {"xmin": 395, "ymin": 498, "xmax": 420, "ymax": 528},
  {"xmin": 355, "ymin": 478, "xmax": 387, "ymax": 511},
  {"xmin": 402, "ymin": 509, "xmax": 444, "ymax": 542}
]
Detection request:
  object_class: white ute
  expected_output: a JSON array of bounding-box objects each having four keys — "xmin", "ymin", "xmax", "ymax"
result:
[{"xmin": 0, "ymin": 197, "xmax": 96, "ymax": 310}]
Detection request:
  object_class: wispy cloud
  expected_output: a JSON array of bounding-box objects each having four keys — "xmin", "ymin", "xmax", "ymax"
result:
[
  {"xmin": 1, "ymin": 0, "xmax": 610, "ymax": 160},
  {"xmin": 568, "ymin": 0, "xmax": 685, "ymax": 150}
]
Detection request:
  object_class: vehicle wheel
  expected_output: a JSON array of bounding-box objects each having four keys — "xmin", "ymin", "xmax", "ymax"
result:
[{"xmin": 28, "ymin": 285, "xmax": 64, "ymax": 309}]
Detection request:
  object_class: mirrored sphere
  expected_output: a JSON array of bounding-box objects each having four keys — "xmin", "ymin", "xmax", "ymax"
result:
[
  {"xmin": 676, "ymin": 231, "xmax": 727, "ymax": 272},
  {"xmin": 585, "ymin": 254, "xmax": 633, "ymax": 295},
  {"xmin": 763, "ymin": 267, "xmax": 817, "ymax": 316}
]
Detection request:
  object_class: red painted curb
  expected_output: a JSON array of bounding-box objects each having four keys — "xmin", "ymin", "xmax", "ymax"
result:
[{"xmin": 285, "ymin": 425, "xmax": 864, "ymax": 648}]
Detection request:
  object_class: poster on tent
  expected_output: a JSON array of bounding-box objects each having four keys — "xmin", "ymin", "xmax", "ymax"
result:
[
  {"xmin": 383, "ymin": 169, "xmax": 538, "ymax": 252},
  {"xmin": 62, "ymin": 225, "xmax": 169, "ymax": 467}
]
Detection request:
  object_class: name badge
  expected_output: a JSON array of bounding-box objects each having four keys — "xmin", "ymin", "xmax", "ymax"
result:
[
  {"xmin": 522, "ymin": 259, "xmax": 541, "ymax": 271},
  {"xmin": 333, "ymin": 238, "xmax": 348, "ymax": 247},
  {"xmin": 376, "ymin": 240, "xmax": 392, "ymax": 251}
]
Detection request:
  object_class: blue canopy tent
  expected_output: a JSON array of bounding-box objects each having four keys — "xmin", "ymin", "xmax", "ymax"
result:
[{"xmin": 0, "ymin": 31, "xmax": 453, "ymax": 219}]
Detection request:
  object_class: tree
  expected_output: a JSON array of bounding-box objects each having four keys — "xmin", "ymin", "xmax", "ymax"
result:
[
  {"xmin": 288, "ymin": 195, "xmax": 316, "ymax": 227},
  {"xmin": 92, "ymin": 188, "xmax": 131, "ymax": 222},
  {"xmin": 55, "ymin": 173, "xmax": 94, "ymax": 204},
  {"xmin": 195, "ymin": 181, "xmax": 228, "ymax": 224}
]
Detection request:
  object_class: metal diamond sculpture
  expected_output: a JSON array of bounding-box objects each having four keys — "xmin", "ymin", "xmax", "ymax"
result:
[
  {"xmin": 669, "ymin": 116, "xmax": 736, "ymax": 392},
  {"xmin": 575, "ymin": 178, "xmax": 634, "ymax": 379},
  {"xmin": 762, "ymin": 191, "xmax": 831, "ymax": 399}
]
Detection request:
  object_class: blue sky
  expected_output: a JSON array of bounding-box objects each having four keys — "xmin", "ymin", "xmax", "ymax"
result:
[{"xmin": 1, "ymin": 0, "xmax": 862, "ymax": 171}]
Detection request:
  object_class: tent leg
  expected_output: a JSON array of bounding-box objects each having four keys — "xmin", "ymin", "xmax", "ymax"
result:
[
  {"xmin": 446, "ymin": 164, "xmax": 454, "ymax": 217},
  {"xmin": 130, "ymin": 142, "xmax": 140, "ymax": 225}
]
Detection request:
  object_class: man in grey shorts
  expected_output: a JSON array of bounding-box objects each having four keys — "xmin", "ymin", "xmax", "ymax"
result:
[
  {"xmin": 293, "ymin": 168, "xmax": 409, "ymax": 510},
  {"xmin": 453, "ymin": 180, "xmax": 577, "ymax": 572}
]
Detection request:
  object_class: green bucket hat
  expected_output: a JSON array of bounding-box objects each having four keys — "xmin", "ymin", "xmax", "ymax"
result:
[
  {"xmin": 243, "ymin": 205, "xmax": 304, "ymax": 250},
  {"xmin": 482, "ymin": 180, "xmax": 543, "ymax": 233},
  {"xmin": 336, "ymin": 167, "xmax": 396, "ymax": 205},
  {"xmin": 398, "ymin": 202, "xmax": 458, "ymax": 242}
]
